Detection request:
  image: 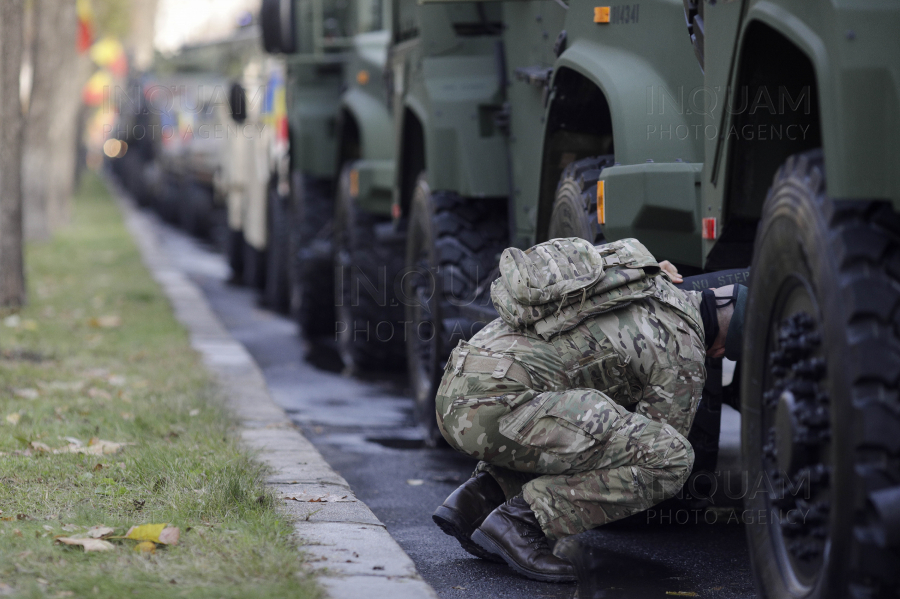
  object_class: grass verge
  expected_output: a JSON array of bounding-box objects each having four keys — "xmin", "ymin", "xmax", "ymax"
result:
[{"xmin": 0, "ymin": 173, "xmax": 320, "ymax": 599}]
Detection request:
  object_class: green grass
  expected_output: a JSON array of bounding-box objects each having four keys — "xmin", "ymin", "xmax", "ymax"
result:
[{"xmin": 0, "ymin": 173, "xmax": 321, "ymax": 599}]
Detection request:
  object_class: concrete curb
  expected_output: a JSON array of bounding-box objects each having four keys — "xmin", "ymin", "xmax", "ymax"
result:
[{"xmin": 116, "ymin": 193, "xmax": 438, "ymax": 599}]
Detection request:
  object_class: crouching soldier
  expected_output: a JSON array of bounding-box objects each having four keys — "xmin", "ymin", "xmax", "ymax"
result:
[{"xmin": 431, "ymin": 237, "xmax": 745, "ymax": 582}]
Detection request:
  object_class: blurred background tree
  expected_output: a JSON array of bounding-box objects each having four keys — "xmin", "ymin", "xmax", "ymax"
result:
[
  {"xmin": 22, "ymin": 0, "xmax": 151, "ymax": 241},
  {"xmin": 1, "ymin": 0, "xmax": 27, "ymax": 307}
]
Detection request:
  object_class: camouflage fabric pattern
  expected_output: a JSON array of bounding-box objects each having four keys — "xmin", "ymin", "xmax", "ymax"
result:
[
  {"xmin": 436, "ymin": 261, "xmax": 706, "ymax": 540},
  {"xmin": 491, "ymin": 237, "xmax": 661, "ymax": 332}
]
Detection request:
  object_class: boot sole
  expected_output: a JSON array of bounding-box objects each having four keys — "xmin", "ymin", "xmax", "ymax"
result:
[
  {"xmin": 470, "ymin": 529, "xmax": 577, "ymax": 583},
  {"xmin": 432, "ymin": 506, "xmax": 505, "ymax": 563}
]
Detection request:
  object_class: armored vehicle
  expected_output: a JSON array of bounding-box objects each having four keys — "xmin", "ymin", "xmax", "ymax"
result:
[
  {"xmin": 687, "ymin": 2, "xmax": 899, "ymax": 597},
  {"xmin": 259, "ymin": 0, "xmax": 355, "ymax": 316},
  {"xmin": 261, "ymin": 0, "xmax": 509, "ymax": 377}
]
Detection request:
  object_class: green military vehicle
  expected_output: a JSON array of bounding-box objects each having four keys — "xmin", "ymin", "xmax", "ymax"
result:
[
  {"xmin": 335, "ymin": 0, "xmax": 510, "ymax": 376},
  {"xmin": 259, "ymin": 0, "xmax": 355, "ymax": 319},
  {"xmin": 396, "ymin": 0, "xmax": 705, "ymax": 438},
  {"xmin": 263, "ymin": 0, "xmax": 507, "ymax": 374},
  {"xmin": 683, "ymin": 2, "xmax": 899, "ymax": 597}
]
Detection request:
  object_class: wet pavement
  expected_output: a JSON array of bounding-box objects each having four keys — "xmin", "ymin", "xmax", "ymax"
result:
[{"xmin": 153, "ymin": 215, "xmax": 757, "ymax": 599}]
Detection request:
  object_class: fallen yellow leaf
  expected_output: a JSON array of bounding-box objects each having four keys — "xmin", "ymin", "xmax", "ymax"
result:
[
  {"xmin": 134, "ymin": 541, "xmax": 156, "ymax": 554},
  {"xmin": 125, "ymin": 523, "xmax": 180, "ymax": 545},
  {"xmin": 55, "ymin": 537, "xmax": 115, "ymax": 552},
  {"xmin": 5, "ymin": 413, "xmax": 20, "ymax": 425}
]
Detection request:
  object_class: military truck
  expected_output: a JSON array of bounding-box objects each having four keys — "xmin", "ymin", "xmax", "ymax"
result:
[
  {"xmin": 394, "ymin": 0, "xmax": 704, "ymax": 442},
  {"xmin": 685, "ymin": 2, "xmax": 899, "ymax": 597},
  {"xmin": 262, "ymin": 0, "xmax": 505, "ymax": 370},
  {"xmin": 258, "ymin": 0, "xmax": 356, "ymax": 316}
]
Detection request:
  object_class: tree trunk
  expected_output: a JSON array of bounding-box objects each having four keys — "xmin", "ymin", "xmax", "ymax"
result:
[
  {"xmin": 23, "ymin": 0, "xmax": 83, "ymax": 239},
  {"xmin": 0, "ymin": 0, "xmax": 27, "ymax": 308}
]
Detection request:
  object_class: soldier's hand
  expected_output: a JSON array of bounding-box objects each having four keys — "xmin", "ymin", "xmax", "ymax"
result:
[{"xmin": 659, "ymin": 260, "xmax": 683, "ymax": 283}]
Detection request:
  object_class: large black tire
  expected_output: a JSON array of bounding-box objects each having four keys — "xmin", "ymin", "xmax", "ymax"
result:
[
  {"xmin": 742, "ymin": 149, "xmax": 900, "ymax": 598},
  {"xmin": 334, "ymin": 165, "xmax": 405, "ymax": 373},
  {"xmin": 226, "ymin": 227, "xmax": 245, "ymax": 284},
  {"xmin": 293, "ymin": 173, "xmax": 335, "ymax": 337},
  {"xmin": 180, "ymin": 180, "xmax": 214, "ymax": 239},
  {"xmin": 158, "ymin": 174, "xmax": 181, "ymax": 224},
  {"xmin": 404, "ymin": 173, "xmax": 507, "ymax": 445},
  {"xmin": 264, "ymin": 179, "xmax": 291, "ymax": 313},
  {"xmin": 243, "ymin": 241, "xmax": 267, "ymax": 290},
  {"xmin": 548, "ymin": 155, "xmax": 615, "ymax": 243}
]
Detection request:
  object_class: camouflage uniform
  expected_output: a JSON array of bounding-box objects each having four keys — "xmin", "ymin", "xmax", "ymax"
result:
[{"xmin": 435, "ymin": 238, "xmax": 706, "ymax": 540}]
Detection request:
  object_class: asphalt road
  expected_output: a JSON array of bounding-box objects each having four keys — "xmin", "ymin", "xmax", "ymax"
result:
[{"xmin": 154, "ymin": 216, "xmax": 757, "ymax": 599}]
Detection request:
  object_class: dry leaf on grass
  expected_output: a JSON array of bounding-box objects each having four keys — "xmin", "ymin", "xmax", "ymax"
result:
[
  {"xmin": 89, "ymin": 316, "xmax": 121, "ymax": 329},
  {"xmin": 5, "ymin": 414, "xmax": 20, "ymax": 426},
  {"xmin": 85, "ymin": 526, "xmax": 114, "ymax": 539},
  {"xmin": 22, "ymin": 439, "xmax": 131, "ymax": 456},
  {"xmin": 39, "ymin": 381, "xmax": 85, "ymax": 392},
  {"xmin": 13, "ymin": 388, "xmax": 38, "ymax": 399},
  {"xmin": 87, "ymin": 388, "xmax": 111, "ymax": 400},
  {"xmin": 124, "ymin": 523, "xmax": 180, "ymax": 545},
  {"xmin": 284, "ymin": 493, "xmax": 353, "ymax": 503},
  {"xmin": 61, "ymin": 524, "xmax": 80, "ymax": 532},
  {"xmin": 59, "ymin": 439, "xmax": 132, "ymax": 455},
  {"xmin": 54, "ymin": 537, "xmax": 115, "ymax": 552}
]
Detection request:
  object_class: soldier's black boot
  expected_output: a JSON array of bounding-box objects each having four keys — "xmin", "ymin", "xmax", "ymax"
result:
[
  {"xmin": 432, "ymin": 473, "xmax": 506, "ymax": 562},
  {"xmin": 471, "ymin": 496, "xmax": 576, "ymax": 583}
]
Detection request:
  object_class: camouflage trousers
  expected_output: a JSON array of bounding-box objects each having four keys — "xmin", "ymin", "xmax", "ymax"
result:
[{"xmin": 436, "ymin": 346, "xmax": 694, "ymax": 540}]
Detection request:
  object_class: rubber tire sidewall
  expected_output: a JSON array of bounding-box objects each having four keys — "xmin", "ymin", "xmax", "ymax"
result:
[
  {"xmin": 404, "ymin": 173, "xmax": 444, "ymax": 441},
  {"xmin": 264, "ymin": 180, "xmax": 291, "ymax": 313},
  {"xmin": 742, "ymin": 158, "xmax": 852, "ymax": 599}
]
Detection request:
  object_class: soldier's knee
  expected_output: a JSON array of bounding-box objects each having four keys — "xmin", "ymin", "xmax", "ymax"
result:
[{"xmin": 644, "ymin": 425, "xmax": 694, "ymax": 503}]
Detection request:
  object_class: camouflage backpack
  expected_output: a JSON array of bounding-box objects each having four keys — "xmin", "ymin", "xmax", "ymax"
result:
[{"xmin": 490, "ymin": 237, "xmax": 697, "ymax": 340}]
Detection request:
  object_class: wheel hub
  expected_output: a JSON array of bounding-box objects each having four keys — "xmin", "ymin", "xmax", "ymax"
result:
[
  {"xmin": 762, "ymin": 310, "xmax": 832, "ymax": 575},
  {"xmin": 775, "ymin": 390, "xmax": 803, "ymax": 474}
]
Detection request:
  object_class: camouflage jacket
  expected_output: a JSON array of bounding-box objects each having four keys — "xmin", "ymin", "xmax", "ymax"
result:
[{"xmin": 456, "ymin": 238, "xmax": 707, "ymax": 435}]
